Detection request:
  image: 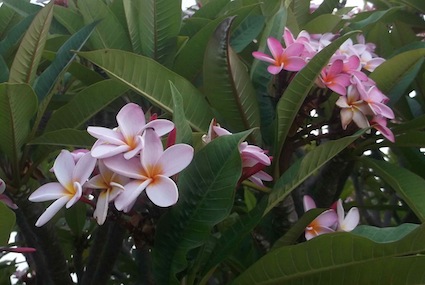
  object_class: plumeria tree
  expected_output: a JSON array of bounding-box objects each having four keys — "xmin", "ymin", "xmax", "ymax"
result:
[{"xmin": 0, "ymin": 0, "xmax": 425, "ymax": 284}]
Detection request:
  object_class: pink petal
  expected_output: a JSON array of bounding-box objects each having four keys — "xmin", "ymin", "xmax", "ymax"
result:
[
  {"xmin": 116, "ymin": 103, "xmax": 146, "ymax": 139},
  {"xmin": 248, "ymin": 171, "xmax": 273, "ymax": 186},
  {"xmin": 158, "ymin": 144, "xmax": 194, "ymax": 177},
  {"xmin": 73, "ymin": 152, "xmax": 97, "ymax": 184},
  {"xmin": 267, "ymin": 37, "xmax": 284, "ymax": 60},
  {"xmin": 145, "ymin": 175, "xmax": 178, "ymax": 207},
  {"xmin": 94, "ymin": 190, "xmax": 109, "ymax": 225},
  {"xmin": 315, "ymin": 209, "xmax": 338, "ymax": 228},
  {"xmin": 370, "ymin": 103, "xmax": 394, "ymax": 119},
  {"xmin": 241, "ymin": 145, "xmax": 271, "ymax": 166},
  {"xmin": 103, "ymin": 156, "xmax": 146, "ymax": 180},
  {"xmin": 91, "ymin": 143, "xmax": 130, "ymax": 159},
  {"xmin": 143, "ymin": 119, "xmax": 175, "ymax": 137},
  {"xmin": 85, "ymin": 174, "xmax": 107, "ymax": 189},
  {"xmin": 283, "ymin": 27, "xmax": 295, "ymax": 46},
  {"xmin": 340, "ymin": 207, "xmax": 360, "ymax": 231},
  {"xmin": 364, "ymin": 57, "xmax": 385, "ymax": 72},
  {"xmin": 123, "ymin": 136, "xmax": 143, "ymax": 160},
  {"xmin": 87, "ymin": 127, "xmax": 125, "ymax": 145},
  {"xmin": 283, "ymin": 57, "xmax": 306, "ymax": 72},
  {"xmin": 339, "ymin": 108, "xmax": 353, "ymax": 130},
  {"xmin": 142, "ymin": 129, "xmax": 164, "ymax": 168},
  {"xmin": 328, "ymin": 60, "xmax": 344, "ymax": 76},
  {"xmin": 352, "ymin": 109, "xmax": 370, "ymax": 129},
  {"xmin": 212, "ymin": 126, "xmax": 232, "ymax": 136},
  {"xmin": 114, "ymin": 180, "xmax": 150, "ymax": 211},
  {"xmin": 29, "ymin": 182, "xmax": 67, "ymax": 202},
  {"xmin": 283, "ymin": 43, "xmax": 304, "ymax": 57},
  {"xmin": 336, "ymin": 199, "xmax": 345, "ymax": 225},
  {"xmin": 303, "ymin": 195, "xmax": 316, "ymax": 211},
  {"xmin": 35, "ymin": 196, "xmax": 69, "ymax": 227},
  {"xmin": 0, "ymin": 195, "xmax": 18, "ymax": 209},
  {"xmin": 252, "ymin": 51, "xmax": 276, "ymax": 64},
  {"xmin": 328, "ymin": 83, "xmax": 347, "ymax": 96},
  {"xmin": 267, "ymin": 65, "xmax": 283, "ymax": 74},
  {"xmin": 53, "ymin": 150, "xmax": 75, "ymax": 187},
  {"xmin": 305, "ymin": 226, "xmax": 335, "ymax": 240},
  {"xmin": 66, "ymin": 182, "xmax": 83, "ymax": 208}
]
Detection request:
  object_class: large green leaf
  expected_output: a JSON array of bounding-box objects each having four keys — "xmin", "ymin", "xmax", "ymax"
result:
[
  {"xmin": 0, "ymin": 5, "xmax": 20, "ymax": 40},
  {"xmin": 53, "ymin": 5, "xmax": 84, "ymax": 35},
  {"xmin": 9, "ymin": 2, "xmax": 53, "ymax": 85},
  {"xmin": 0, "ymin": 13, "xmax": 35, "ymax": 57},
  {"xmin": 45, "ymin": 79, "xmax": 128, "ymax": 132},
  {"xmin": 192, "ymin": 0, "xmax": 230, "ymax": 19},
  {"xmin": 360, "ymin": 157, "xmax": 425, "ymax": 223},
  {"xmin": 130, "ymin": 0, "xmax": 181, "ymax": 66},
  {"xmin": 29, "ymin": 129, "xmax": 95, "ymax": 148},
  {"xmin": 352, "ymin": 224, "xmax": 419, "ymax": 243},
  {"xmin": 0, "ymin": 56, "xmax": 9, "ymax": 83},
  {"xmin": 348, "ymin": 7, "xmax": 399, "ymax": 30},
  {"xmin": 152, "ymin": 131, "xmax": 248, "ymax": 285},
  {"xmin": 78, "ymin": 0, "xmax": 132, "ymax": 51},
  {"xmin": 303, "ymin": 14, "xmax": 343, "ymax": 34},
  {"xmin": 232, "ymin": 224, "xmax": 425, "ymax": 285},
  {"xmin": 78, "ymin": 49, "xmax": 213, "ymax": 132},
  {"xmin": 273, "ymin": 31, "xmax": 359, "ymax": 168},
  {"xmin": 0, "ymin": 83, "xmax": 37, "ymax": 166},
  {"xmin": 170, "ymin": 82, "xmax": 193, "ymax": 145},
  {"xmin": 2, "ymin": 0, "xmax": 41, "ymax": 17},
  {"xmin": 203, "ymin": 17, "xmax": 261, "ymax": 143},
  {"xmin": 230, "ymin": 15, "xmax": 265, "ymax": 53},
  {"xmin": 310, "ymin": 0, "xmax": 340, "ymax": 19},
  {"xmin": 0, "ymin": 203, "xmax": 16, "ymax": 246},
  {"xmin": 33, "ymin": 21, "xmax": 98, "ymax": 102}
]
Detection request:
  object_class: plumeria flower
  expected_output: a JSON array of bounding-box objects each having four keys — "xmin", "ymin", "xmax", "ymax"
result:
[
  {"xmin": 356, "ymin": 83, "xmax": 395, "ymax": 120},
  {"xmin": 29, "ymin": 150, "xmax": 97, "ymax": 227},
  {"xmin": 303, "ymin": 195, "xmax": 337, "ymax": 240},
  {"xmin": 0, "ymin": 179, "xmax": 18, "ymax": 209},
  {"xmin": 104, "ymin": 129, "xmax": 194, "ymax": 211},
  {"xmin": 336, "ymin": 85, "xmax": 373, "ymax": 130},
  {"xmin": 316, "ymin": 59, "xmax": 351, "ymax": 95},
  {"xmin": 336, "ymin": 199, "xmax": 360, "ymax": 232},
  {"xmin": 85, "ymin": 160, "xmax": 129, "ymax": 225},
  {"xmin": 87, "ymin": 103, "xmax": 174, "ymax": 160},
  {"xmin": 371, "ymin": 115, "xmax": 395, "ymax": 142},
  {"xmin": 252, "ymin": 37, "xmax": 306, "ymax": 74}
]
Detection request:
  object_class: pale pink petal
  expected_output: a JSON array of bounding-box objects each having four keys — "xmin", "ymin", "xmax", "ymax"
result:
[
  {"xmin": 85, "ymin": 175, "xmax": 107, "ymax": 189},
  {"xmin": 315, "ymin": 209, "xmax": 338, "ymax": 228},
  {"xmin": 213, "ymin": 126, "xmax": 232, "ymax": 136},
  {"xmin": 241, "ymin": 145, "xmax": 271, "ymax": 166},
  {"xmin": 123, "ymin": 136, "xmax": 143, "ymax": 160},
  {"xmin": 145, "ymin": 175, "xmax": 178, "ymax": 207},
  {"xmin": 283, "ymin": 27, "xmax": 295, "ymax": 46},
  {"xmin": 267, "ymin": 65, "xmax": 283, "ymax": 75},
  {"xmin": 142, "ymin": 129, "xmax": 163, "ymax": 167},
  {"xmin": 328, "ymin": 83, "xmax": 347, "ymax": 96},
  {"xmin": 305, "ymin": 226, "xmax": 335, "ymax": 240},
  {"xmin": 91, "ymin": 143, "xmax": 130, "ymax": 159},
  {"xmin": 29, "ymin": 183, "xmax": 67, "ymax": 202},
  {"xmin": 284, "ymin": 57, "xmax": 306, "ymax": 71},
  {"xmin": 352, "ymin": 109, "xmax": 370, "ymax": 129},
  {"xmin": 143, "ymin": 119, "xmax": 175, "ymax": 137},
  {"xmin": 336, "ymin": 199, "xmax": 345, "ymax": 225},
  {"xmin": 336, "ymin": 96, "xmax": 350, "ymax": 108},
  {"xmin": 0, "ymin": 196, "xmax": 18, "ymax": 209},
  {"xmin": 73, "ymin": 152, "xmax": 97, "ymax": 184},
  {"xmin": 98, "ymin": 160, "xmax": 113, "ymax": 182},
  {"xmin": 94, "ymin": 190, "xmax": 109, "ymax": 225},
  {"xmin": 66, "ymin": 182, "xmax": 83, "ymax": 208},
  {"xmin": 267, "ymin": 37, "xmax": 283, "ymax": 60},
  {"xmin": 116, "ymin": 103, "xmax": 146, "ymax": 139},
  {"xmin": 35, "ymin": 196, "xmax": 69, "ymax": 227},
  {"xmin": 370, "ymin": 103, "xmax": 394, "ymax": 119},
  {"xmin": 159, "ymin": 144, "xmax": 194, "ymax": 176},
  {"xmin": 339, "ymin": 108, "xmax": 353, "ymax": 129},
  {"xmin": 0, "ymin": 179, "xmax": 5, "ymax": 194},
  {"xmin": 344, "ymin": 55, "xmax": 361, "ymax": 71},
  {"xmin": 53, "ymin": 150, "xmax": 75, "ymax": 187},
  {"xmin": 252, "ymin": 51, "xmax": 275, "ymax": 64},
  {"xmin": 364, "ymin": 57, "xmax": 385, "ymax": 72},
  {"xmin": 103, "ymin": 156, "xmax": 146, "ymax": 180},
  {"xmin": 87, "ymin": 127, "xmax": 125, "ymax": 145},
  {"xmin": 248, "ymin": 171, "xmax": 273, "ymax": 186},
  {"xmin": 340, "ymin": 207, "xmax": 360, "ymax": 231},
  {"xmin": 303, "ymin": 195, "xmax": 316, "ymax": 211},
  {"xmin": 114, "ymin": 180, "xmax": 150, "ymax": 211}
]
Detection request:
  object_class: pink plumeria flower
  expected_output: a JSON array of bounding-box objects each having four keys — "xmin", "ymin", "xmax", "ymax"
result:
[
  {"xmin": 371, "ymin": 115, "xmax": 395, "ymax": 142},
  {"xmin": 336, "ymin": 199, "xmax": 360, "ymax": 232},
  {"xmin": 303, "ymin": 195, "xmax": 337, "ymax": 240},
  {"xmin": 87, "ymin": 103, "xmax": 174, "ymax": 160},
  {"xmin": 336, "ymin": 85, "xmax": 372, "ymax": 130},
  {"xmin": 252, "ymin": 37, "xmax": 306, "ymax": 74},
  {"xmin": 0, "ymin": 179, "xmax": 18, "ymax": 209},
  {"xmin": 85, "ymin": 160, "xmax": 129, "ymax": 225},
  {"xmin": 104, "ymin": 129, "xmax": 194, "ymax": 211},
  {"xmin": 317, "ymin": 59, "xmax": 351, "ymax": 95},
  {"xmin": 29, "ymin": 150, "xmax": 97, "ymax": 227},
  {"xmin": 356, "ymin": 83, "xmax": 394, "ymax": 120}
]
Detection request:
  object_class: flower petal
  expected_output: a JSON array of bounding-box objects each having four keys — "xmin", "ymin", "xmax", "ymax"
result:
[
  {"xmin": 144, "ymin": 119, "xmax": 176, "ymax": 137},
  {"xmin": 94, "ymin": 190, "xmax": 110, "ymax": 225},
  {"xmin": 267, "ymin": 37, "xmax": 283, "ymax": 60},
  {"xmin": 141, "ymin": 129, "xmax": 163, "ymax": 168},
  {"xmin": 91, "ymin": 143, "xmax": 130, "ymax": 159},
  {"xmin": 29, "ymin": 182, "xmax": 67, "ymax": 202},
  {"xmin": 114, "ymin": 180, "xmax": 150, "ymax": 211},
  {"xmin": 303, "ymin": 195, "xmax": 316, "ymax": 211},
  {"xmin": 159, "ymin": 144, "xmax": 194, "ymax": 177},
  {"xmin": 145, "ymin": 175, "xmax": 178, "ymax": 207},
  {"xmin": 283, "ymin": 57, "xmax": 306, "ymax": 72},
  {"xmin": 0, "ymin": 179, "xmax": 5, "ymax": 194},
  {"xmin": 73, "ymin": 152, "xmax": 97, "ymax": 184},
  {"xmin": 103, "ymin": 156, "xmax": 146, "ymax": 180},
  {"xmin": 305, "ymin": 225, "xmax": 335, "ymax": 240},
  {"xmin": 53, "ymin": 150, "xmax": 75, "ymax": 187},
  {"xmin": 87, "ymin": 127, "xmax": 125, "ymax": 145},
  {"xmin": 66, "ymin": 182, "xmax": 83, "ymax": 208},
  {"xmin": 35, "ymin": 196, "xmax": 69, "ymax": 227},
  {"xmin": 116, "ymin": 103, "xmax": 146, "ymax": 139},
  {"xmin": 267, "ymin": 65, "xmax": 283, "ymax": 75},
  {"xmin": 315, "ymin": 209, "xmax": 338, "ymax": 228},
  {"xmin": 252, "ymin": 51, "xmax": 275, "ymax": 64}
]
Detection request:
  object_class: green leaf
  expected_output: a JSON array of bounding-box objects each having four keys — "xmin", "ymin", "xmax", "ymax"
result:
[
  {"xmin": 78, "ymin": 0, "xmax": 132, "ymax": 51},
  {"xmin": 170, "ymin": 82, "xmax": 193, "ymax": 145},
  {"xmin": 203, "ymin": 17, "xmax": 261, "ymax": 143},
  {"xmin": 78, "ymin": 49, "xmax": 213, "ymax": 132},
  {"xmin": 3, "ymin": 0, "xmax": 41, "ymax": 17},
  {"xmin": 232, "ymin": 225, "xmax": 425, "ymax": 285},
  {"xmin": 369, "ymin": 48, "xmax": 425, "ymax": 105},
  {"xmin": 273, "ymin": 31, "xmax": 360, "ymax": 166},
  {"xmin": 33, "ymin": 21, "xmax": 98, "ymax": 102},
  {"xmin": 45, "ymin": 79, "xmax": 128, "ymax": 132},
  {"xmin": 0, "ymin": 56, "xmax": 9, "ymax": 83},
  {"xmin": 9, "ymin": 2, "xmax": 54, "ymax": 85},
  {"xmin": 310, "ymin": 0, "xmax": 340, "ymax": 18},
  {"xmin": 230, "ymin": 15, "xmax": 265, "ymax": 53},
  {"xmin": 192, "ymin": 0, "xmax": 230, "ymax": 19},
  {"xmin": 0, "ymin": 13, "xmax": 35, "ymax": 57},
  {"xmin": 0, "ymin": 203, "xmax": 16, "ymax": 246},
  {"xmin": 0, "ymin": 83, "xmax": 37, "ymax": 166},
  {"xmin": 132, "ymin": 0, "xmax": 181, "ymax": 66},
  {"xmin": 352, "ymin": 224, "xmax": 419, "ymax": 243},
  {"xmin": 360, "ymin": 157, "xmax": 425, "ymax": 223},
  {"xmin": 53, "ymin": 5, "xmax": 84, "ymax": 35},
  {"xmin": 303, "ymin": 14, "xmax": 343, "ymax": 34},
  {"xmin": 348, "ymin": 7, "xmax": 399, "ymax": 30},
  {"xmin": 0, "ymin": 5, "xmax": 20, "ymax": 39},
  {"xmin": 271, "ymin": 208, "xmax": 324, "ymax": 250},
  {"xmin": 153, "ymin": 131, "xmax": 248, "ymax": 285},
  {"xmin": 29, "ymin": 129, "xmax": 95, "ymax": 148},
  {"xmin": 388, "ymin": 130, "xmax": 425, "ymax": 147},
  {"xmin": 65, "ymin": 202, "xmax": 87, "ymax": 237}
]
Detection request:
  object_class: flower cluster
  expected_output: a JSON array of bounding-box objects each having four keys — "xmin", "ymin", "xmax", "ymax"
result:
[
  {"xmin": 29, "ymin": 103, "xmax": 194, "ymax": 226},
  {"xmin": 202, "ymin": 119, "xmax": 273, "ymax": 186},
  {"xmin": 303, "ymin": 195, "xmax": 359, "ymax": 240},
  {"xmin": 253, "ymin": 28, "xmax": 395, "ymax": 142}
]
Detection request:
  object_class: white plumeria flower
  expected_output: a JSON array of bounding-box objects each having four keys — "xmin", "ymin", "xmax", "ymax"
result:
[
  {"xmin": 29, "ymin": 150, "xmax": 97, "ymax": 227},
  {"xmin": 104, "ymin": 128, "xmax": 194, "ymax": 211},
  {"xmin": 303, "ymin": 195, "xmax": 338, "ymax": 240},
  {"xmin": 336, "ymin": 199, "xmax": 360, "ymax": 232},
  {"xmin": 85, "ymin": 160, "xmax": 129, "ymax": 225}
]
